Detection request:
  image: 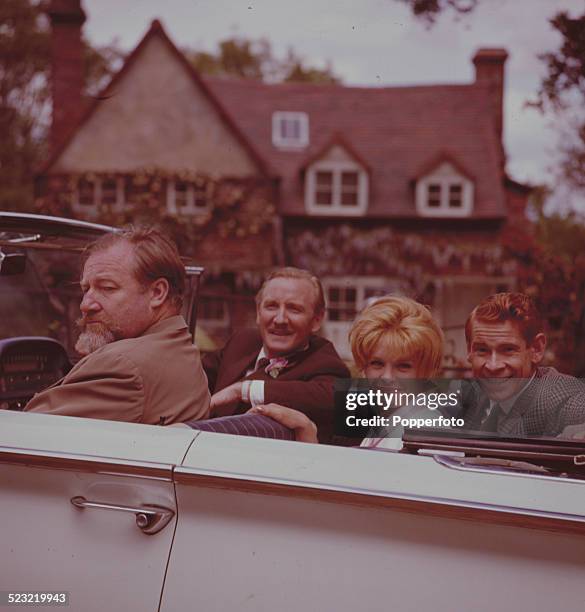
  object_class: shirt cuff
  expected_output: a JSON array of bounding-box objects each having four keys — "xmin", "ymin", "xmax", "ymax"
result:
[{"xmin": 247, "ymin": 380, "xmax": 265, "ymax": 406}]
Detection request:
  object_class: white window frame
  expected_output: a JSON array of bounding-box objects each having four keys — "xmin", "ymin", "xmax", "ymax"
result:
[
  {"xmin": 73, "ymin": 176, "xmax": 124, "ymax": 215},
  {"xmin": 98, "ymin": 177, "xmax": 124, "ymax": 212},
  {"xmin": 272, "ymin": 111, "xmax": 309, "ymax": 149},
  {"xmin": 73, "ymin": 177, "xmax": 97, "ymax": 214},
  {"xmin": 322, "ymin": 277, "xmax": 405, "ymax": 360},
  {"xmin": 416, "ymin": 166, "xmax": 474, "ymax": 217},
  {"xmin": 305, "ymin": 160, "xmax": 368, "ymax": 216},
  {"xmin": 167, "ymin": 180, "xmax": 209, "ymax": 216}
]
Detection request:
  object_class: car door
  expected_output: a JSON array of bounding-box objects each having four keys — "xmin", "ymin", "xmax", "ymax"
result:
[
  {"xmin": 0, "ymin": 411, "xmax": 197, "ymax": 612},
  {"xmin": 161, "ymin": 431, "xmax": 585, "ymax": 612}
]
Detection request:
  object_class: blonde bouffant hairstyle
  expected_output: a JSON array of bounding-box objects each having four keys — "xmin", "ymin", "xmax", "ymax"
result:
[{"xmin": 349, "ymin": 296, "xmax": 444, "ymax": 378}]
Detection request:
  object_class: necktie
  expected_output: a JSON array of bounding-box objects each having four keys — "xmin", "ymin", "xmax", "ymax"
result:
[{"xmin": 481, "ymin": 403, "xmax": 501, "ymax": 432}]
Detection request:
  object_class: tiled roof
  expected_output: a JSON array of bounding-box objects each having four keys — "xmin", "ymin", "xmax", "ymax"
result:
[
  {"xmin": 203, "ymin": 76, "xmax": 508, "ymax": 219},
  {"xmin": 44, "ymin": 18, "xmax": 509, "ymax": 220}
]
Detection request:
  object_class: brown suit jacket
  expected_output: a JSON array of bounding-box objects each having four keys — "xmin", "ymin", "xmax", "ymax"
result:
[
  {"xmin": 203, "ymin": 329, "xmax": 350, "ymax": 441},
  {"xmin": 25, "ymin": 315, "xmax": 210, "ymax": 425}
]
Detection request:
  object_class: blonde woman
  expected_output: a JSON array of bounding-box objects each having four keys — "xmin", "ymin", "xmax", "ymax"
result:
[{"xmin": 251, "ymin": 296, "xmax": 444, "ymax": 448}]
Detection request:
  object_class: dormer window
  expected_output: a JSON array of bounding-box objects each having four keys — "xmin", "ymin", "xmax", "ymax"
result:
[
  {"xmin": 304, "ymin": 140, "xmax": 369, "ymax": 216},
  {"xmin": 305, "ymin": 162, "xmax": 368, "ymax": 216},
  {"xmin": 272, "ymin": 112, "xmax": 309, "ymax": 149},
  {"xmin": 416, "ymin": 161, "xmax": 473, "ymax": 217}
]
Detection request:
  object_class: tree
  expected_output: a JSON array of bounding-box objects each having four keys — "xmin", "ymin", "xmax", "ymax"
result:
[
  {"xmin": 0, "ymin": 0, "xmax": 50, "ymax": 211},
  {"xmin": 0, "ymin": 0, "xmax": 122, "ymax": 212},
  {"xmin": 184, "ymin": 36, "xmax": 339, "ymax": 84},
  {"xmin": 534, "ymin": 12, "xmax": 585, "ymax": 192},
  {"xmin": 397, "ymin": 0, "xmax": 478, "ymax": 24}
]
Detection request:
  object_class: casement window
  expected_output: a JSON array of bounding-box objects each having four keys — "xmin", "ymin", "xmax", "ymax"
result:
[
  {"xmin": 100, "ymin": 178, "xmax": 118, "ymax": 206},
  {"xmin": 415, "ymin": 162, "xmax": 473, "ymax": 217},
  {"xmin": 167, "ymin": 180, "xmax": 208, "ymax": 216},
  {"xmin": 73, "ymin": 177, "xmax": 123, "ymax": 213},
  {"xmin": 322, "ymin": 277, "xmax": 401, "ymax": 360},
  {"xmin": 305, "ymin": 162, "xmax": 368, "ymax": 215},
  {"xmin": 327, "ymin": 285, "xmax": 357, "ymax": 322},
  {"xmin": 272, "ymin": 112, "xmax": 309, "ymax": 149},
  {"xmin": 76, "ymin": 178, "xmax": 95, "ymax": 207}
]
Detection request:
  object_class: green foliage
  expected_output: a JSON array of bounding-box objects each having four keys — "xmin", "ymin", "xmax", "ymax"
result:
[
  {"xmin": 187, "ymin": 37, "xmax": 269, "ymax": 80},
  {"xmin": 0, "ymin": 0, "xmax": 50, "ymax": 211},
  {"xmin": 184, "ymin": 36, "xmax": 339, "ymax": 84},
  {"xmin": 397, "ymin": 0, "xmax": 478, "ymax": 24},
  {"xmin": 282, "ymin": 58, "xmax": 339, "ymax": 84},
  {"xmin": 84, "ymin": 39, "xmax": 125, "ymax": 96},
  {"xmin": 502, "ymin": 188, "xmax": 585, "ymax": 374},
  {"xmin": 534, "ymin": 12, "xmax": 585, "ymax": 192},
  {"xmin": 537, "ymin": 12, "xmax": 585, "ymax": 112},
  {"xmin": 0, "ymin": 0, "xmax": 122, "ymax": 212},
  {"xmin": 35, "ymin": 169, "xmax": 275, "ymax": 256}
]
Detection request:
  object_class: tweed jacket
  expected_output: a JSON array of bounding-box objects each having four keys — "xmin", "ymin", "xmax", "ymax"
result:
[
  {"xmin": 25, "ymin": 315, "xmax": 210, "ymax": 425},
  {"xmin": 461, "ymin": 367, "xmax": 585, "ymax": 437},
  {"xmin": 203, "ymin": 328, "xmax": 350, "ymax": 440}
]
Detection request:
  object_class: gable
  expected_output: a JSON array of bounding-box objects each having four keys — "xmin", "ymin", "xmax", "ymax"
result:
[
  {"xmin": 314, "ymin": 144, "xmax": 359, "ymax": 165},
  {"xmin": 50, "ymin": 33, "xmax": 259, "ymax": 176},
  {"xmin": 422, "ymin": 161, "xmax": 469, "ymax": 181}
]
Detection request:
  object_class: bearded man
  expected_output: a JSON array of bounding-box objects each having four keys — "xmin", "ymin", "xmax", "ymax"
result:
[{"xmin": 25, "ymin": 227, "xmax": 210, "ymax": 425}]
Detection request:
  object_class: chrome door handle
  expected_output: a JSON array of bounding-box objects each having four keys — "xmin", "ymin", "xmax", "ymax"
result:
[{"xmin": 70, "ymin": 496, "xmax": 174, "ymax": 535}]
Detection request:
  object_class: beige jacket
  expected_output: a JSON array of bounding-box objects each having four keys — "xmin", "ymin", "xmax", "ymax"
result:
[{"xmin": 26, "ymin": 315, "xmax": 210, "ymax": 425}]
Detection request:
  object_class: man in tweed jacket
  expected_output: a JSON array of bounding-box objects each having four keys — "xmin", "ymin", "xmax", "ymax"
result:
[{"xmin": 462, "ymin": 292, "xmax": 585, "ymax": 437}]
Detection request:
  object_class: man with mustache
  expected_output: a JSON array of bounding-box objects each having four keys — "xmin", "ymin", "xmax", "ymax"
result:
[
  {"xmin": 463, "ymin": 292, "xmax": 585, "ymax": 437},
  {"xmin": 203, "ymin": 267, "xmax": 349, "ymax": 442},
  {"xmin": 25, "ymin": 227, "xmax": 210, "ymax": 424}
]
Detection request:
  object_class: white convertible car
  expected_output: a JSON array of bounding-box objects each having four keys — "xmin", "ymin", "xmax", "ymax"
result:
[{"xmin": 1, "ymin": 214, "xmax": 584, "ymax": 612}]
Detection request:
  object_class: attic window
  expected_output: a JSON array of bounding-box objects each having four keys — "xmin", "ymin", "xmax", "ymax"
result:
[
  {"xmin": 272, "ymin": 112, "xmax": 309, "ymax": 149},
  {"xmin": 427, "ymin": 184, "xmax": 441, "ymax": 208},
  {"xmin": 416, "ymin": 162, "xmax": 474, "ymax": 217},
  {"xmin": 449, "ymin": 184, "xmax": 463, "ymax": 208},
  {"xmin": 305, "ymin": 161, "xmax": 368, "ymax": 216}
]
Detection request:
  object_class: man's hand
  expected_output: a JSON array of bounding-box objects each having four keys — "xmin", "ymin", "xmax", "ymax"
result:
[
  {"xmin": 249, "ymin": 404, "xmax": 319, "ymax": 443},
  {"xmin": 559, "ymin": 423, "xmax": 585, "ymax": 440},
  {"xmin": 210, "ymin": 382, "xmax": 243, "ymax": 414}
]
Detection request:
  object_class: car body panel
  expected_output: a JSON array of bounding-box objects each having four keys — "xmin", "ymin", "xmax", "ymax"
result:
[
  {"xmin": 179, "ymin": 432, "xmax": 585, "ymax": 525},
  {"xmin": 0, "ymin": 410, "xmax": 197, "ymax": 465},
  {"xmin": 162, "ymin": 433, "xmax": 585, "ymax": 612},
  {"xmin": 0, "ymin": 412, "xmax": 197, "ymax": 612},
  {"xmin": 1, "ymin": 413, "xmax": 585, "ymax": 611}
]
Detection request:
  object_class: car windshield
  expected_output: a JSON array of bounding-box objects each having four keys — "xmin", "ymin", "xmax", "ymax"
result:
[
  {"xmin": 0, "ymin": 216, "xmax": 201, "ymax": 358},
  {"xmin": 1, "ymin": 232, "xmax": 88, "ymax": 356}
]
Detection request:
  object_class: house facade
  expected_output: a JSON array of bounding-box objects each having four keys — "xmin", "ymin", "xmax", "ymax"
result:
[{"xmin": 37, "ymin": 0, "xmax": 531, "ymax": 362}]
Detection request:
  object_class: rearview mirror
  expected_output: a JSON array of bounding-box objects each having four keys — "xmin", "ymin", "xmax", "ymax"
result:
[{"xmin": 0, "ymin": 251, "xmax": 27, "ymax": 275}]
